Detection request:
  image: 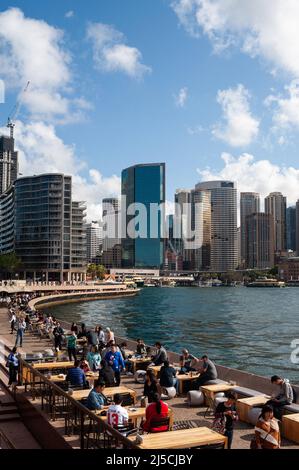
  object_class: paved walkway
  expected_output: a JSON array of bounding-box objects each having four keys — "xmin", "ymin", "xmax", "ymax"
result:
[{"xmin": 0, "ymin": 308, "xmax": 298, "ymax": 449}]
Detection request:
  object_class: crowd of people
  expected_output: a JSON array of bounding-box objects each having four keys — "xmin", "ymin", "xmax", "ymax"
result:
[{"xmin": 3, "ymin": 293, "xmax": 297, "ymax": 449}]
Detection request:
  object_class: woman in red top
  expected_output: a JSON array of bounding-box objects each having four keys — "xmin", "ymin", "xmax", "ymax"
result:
[{"xmin": 142, "ymin": 393, "xmax": 169, "ymax": 433}]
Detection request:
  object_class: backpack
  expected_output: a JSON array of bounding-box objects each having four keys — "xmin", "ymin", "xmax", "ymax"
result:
[{"xmin": 292, "ymin": 387, "xmax": 297, "ymax": 403}]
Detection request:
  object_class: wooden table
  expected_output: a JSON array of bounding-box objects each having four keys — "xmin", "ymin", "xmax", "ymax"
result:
[
  {"xmin": 148, "ymin": 365, "xmax": 162, "ymax": 378},
  {"xmin": 71, "ymin": 386, "xmax": 137, "ymax": 404},
  {"xmin": 176, "ymin": 372, "xmax": 200, "ymax": 395},
  {"xmin": 32, "ymin": 361, "xmax": 74, "ymax": 370},
  {"xmin": 201, "ymin": 384, "xmax": 236, "ymax": 414},
  {"xmin": 236, "ymin": 395, "xmax": 270, "ymax": 423},
  {"xmin": 282, "ymin": 413, "xmax": 299, "ymax": 444},
  {"xmin": 128, "ymin": 426, "xmax": 227, "ymax": 449},
  {"xmin": 128, "ymin": 357, "xmax": 152, "ymax": 374}
]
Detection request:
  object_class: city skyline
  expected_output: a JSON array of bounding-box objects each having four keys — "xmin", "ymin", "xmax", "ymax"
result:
[{"xmin": 1, "ymin": 2, "xmax": 299, "ymax": 221}]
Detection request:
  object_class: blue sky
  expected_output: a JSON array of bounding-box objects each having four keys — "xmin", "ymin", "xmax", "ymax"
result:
[{"xmin": 1, "ymin": 0, "xmax": 299, "ymax": 219}]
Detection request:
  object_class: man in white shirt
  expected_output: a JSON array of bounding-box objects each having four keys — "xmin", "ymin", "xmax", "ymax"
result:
[{"xmin": 107, "ymin": 394, "xmax": 129, "ymax": 428}]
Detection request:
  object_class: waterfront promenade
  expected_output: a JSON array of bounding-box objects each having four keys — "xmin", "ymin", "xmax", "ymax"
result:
[{"xmin": 0, "ymin": 307, "xmax": 299, "ymax": 449}]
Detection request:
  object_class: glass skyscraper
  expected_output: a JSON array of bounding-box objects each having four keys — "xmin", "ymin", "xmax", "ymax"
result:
[{"xmin": 121, "ymin": 163, "xmax": 165, "ymax": 269}]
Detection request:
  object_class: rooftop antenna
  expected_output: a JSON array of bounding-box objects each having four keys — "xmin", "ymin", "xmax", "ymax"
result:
[{"xmin": 7, "ymin": 81, "xmax": 30, "ymax": 139}]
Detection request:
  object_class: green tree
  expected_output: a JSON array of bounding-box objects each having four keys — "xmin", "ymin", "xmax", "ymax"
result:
[
  {"xmin": 87, "ymin": 263, "xmax": 106, "ymax": 280},
  {"xmin": 0, "ymin": 252, "xmax": 22, "ymax": 279}
]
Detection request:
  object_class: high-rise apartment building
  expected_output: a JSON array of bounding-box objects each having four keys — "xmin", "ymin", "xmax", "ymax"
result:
[
  {"xmin": 240, "ymin": 192, "xmax": 260, "ymax": 266},
  {"xmin": 86, "ymin": 221, "xmax": 102, "ymax": 263},
  {"xmin": 245, "ymin": 213, "xmax": 274, "ymax": 269},
  {"xmin": 121, "ymin": 163, "xmax": 165, "ymax": 269},
  {"xmin": 0, "ymin": 174, "xmax": 86, "ymax": 282},
  {"xmin": 296, "ymin": 200, "xmax": 299, "ymax": 255},
  {"xmin": 102, "ymin": 197, "xmax": 120, "ymax": 252},
  {"xmin": 265, "ymin": 192, "xmax": 287, "ymax": 253},
  {"xmin": 195, "ymin": 181, "xmax": 238, "ymax": 272},
  {"xmin": 286, "ymin": 206, "xmax": 296, "ymax": 252},
  {"xmin": 0, "ymin": 135, "xmax": 18, "ymax": 195}
]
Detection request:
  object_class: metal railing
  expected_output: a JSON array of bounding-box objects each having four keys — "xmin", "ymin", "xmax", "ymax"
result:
[{"xmin": 18, "ymin": 358, "xmax": 137, "ymax": 450}]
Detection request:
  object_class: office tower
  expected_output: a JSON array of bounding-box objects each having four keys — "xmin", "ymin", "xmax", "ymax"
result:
[
  {"xmin": 0, "ymin": 174, "xmax": 87, "ymax": 282},
  {"xmin": 86, "ymin": 221, "xmax": 103, "ymax": 263},
  {"xmin": 286, "ymin": 206, "xmax": 296, "ymax": 252},
  {"xmin": 121, "ymin": 163, "xmax": 165, "ymax": 269},
  {"xmin": 265, "ymin": 192, "xmax": 287, "ymax": 253},
  {"xmin": 174, "ymin": 189, "xmax": 191, "ymax": 269},
  {"xmin": 195, "ymin": 181, "xmax": 238, "ymax": 272},
  {"xmin": 0, "ymin": 185, "xmax": 15, "ymax": 253},
  {"xmin": 296, "ymin": 200, "xmax": 299, "ymax": 255},
  {"xmin": 102, "ymin": 197, "xmax": 120, "ymax": 252},
  {"xmin": 191, "ymin": 189, "xmax": 211, "ymax": 270},
  {"xmin": 245, "ymin": 213, "xmax": 275, "ymax": 269},
  {"xmin": 164, "ymin": 214, "xmax": 183, "ymax": 271},
  {"xmin": 240, "ymin": 192, "xmax": 260, "ymax": 266},
  {"xmin": 0, "ymin": 135, "xmax": 18, "ymax": 195}
]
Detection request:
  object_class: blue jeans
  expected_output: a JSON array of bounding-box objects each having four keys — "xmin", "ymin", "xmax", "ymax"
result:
[
  {"xmin": 224, "ymin": 429, "xmax": 233, "ymax": 449},
  {"xmin": 172, "ymin": 378, "xmax": 179, "ymax": 392},
  {"xmin": 15, "ymin": 330, "xmax": 24, "ymax": 347}
]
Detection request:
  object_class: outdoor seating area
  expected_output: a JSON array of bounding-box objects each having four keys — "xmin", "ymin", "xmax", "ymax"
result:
[{"xmin": 2, "ymin": 299, "xmax": 299, "ymax": 450}]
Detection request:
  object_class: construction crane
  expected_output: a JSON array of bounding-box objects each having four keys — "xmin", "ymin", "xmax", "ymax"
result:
[{"xmin": 7, "ymin": 81, "xmax": 30, "ymax": 139}]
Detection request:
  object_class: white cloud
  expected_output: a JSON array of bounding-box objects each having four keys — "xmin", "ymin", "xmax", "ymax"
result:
[
  {"xmin": 197, "ymin": 152, "xmax": 299, "ymax": 205},
  {"xmin": 65, "ymin": 11, "xmax": 74, "ymax": 19},
  {"xmin": 174, "ymin": 87, "xmax": 188, "ymax": 107},
  {"xmin": 0, "ymin": 7, "xmax": 90, "ymax": 122},
  {"xmin": 187, "ymin": 124, "xmax": 205, "ymax": 135},
  {"xmin": 171, "ymin": 0, "xmax": 299, "ymax": 77},
  {"xmin": 212, "ymin": 84, "xmax": 259, "ymax": 147},
  {"xmin": 0, "ymin": 120, "xmax": 120, "ymax": 222},
  {"xmin": 86, "ymin": 22, "xmax": 151, "ymax": 78},
  {"xmin": 265, "ymin": 80, "xmax": 299, "ymax": 130}
]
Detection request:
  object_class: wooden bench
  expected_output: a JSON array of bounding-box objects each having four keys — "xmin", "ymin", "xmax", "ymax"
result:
[
  {"xmin": 236, "ymin": 395, "xmax": 270, "ymax": 423},
  {"xmin": 282, "ymin": 413, "xmax": 299, "ymax": 444}
]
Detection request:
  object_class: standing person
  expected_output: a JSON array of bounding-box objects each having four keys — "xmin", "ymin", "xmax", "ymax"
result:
[
  {"xmin": 214, "ymin": 392, "xmax": 238, "ymax": 449},
  {"xmin": 87, "ymin": 327, "xmax": 99, "ymax": 348},
  {"xmin": 67, "ymin": 331, "xmax": 77, "ymax": 362},
  {"xmin": 87, "ymin": 346, "xmax": 102, "ymax": 371},
  {"xmin": 9, "ymin": 311, "xmax": 16, "ymax": 334},
  {"xmin": 195, "ymin": 355, "xmax": 218, "ymax": 387},
  {"xmin": 160, "ymin": 360, "xmax": 179, "ymax": 393},
  {"xmin": 71, "ymin": 322, "xmax": 78, "ymax": 335},
  {"xmin": 152, "ymin": 342, "xmax": 168, "ymax": 366},
  {"xmin": 97, "ymin": 325, "xmax": 105, "ymax": 346},
  {"xmin": 104, "ymin": 344, "xmax": 125, "ymax": 386},
  {"xmin": 266, "ymin": 375, "xmax": 294, "ymax": 420},
  {"xmin": 254, "ymin": 405, "xmax": 281, "ymax": 449},
  {"xmin": 15, "ymin": 317, "xmax": 26, "ymax": 348},
  {"xmin": 78, "ymin": 323, "xmax": 88, "ymax": 339},
  {"xmin": 107, "ymin": 394, "xmax": 129, "ymax": 428},
  {"xmin": 53, "ymin": 322, "xmax": 64, "ymax": 351},
  {"xmin": 7, "ymin": 347, "xmax": 19, "ymax": 387},
  {"xmin": 105, "ymin": 327, "xmax": 114, "ymax": 345},
  {"xmin": 144, "ymin": 370, "xmax": 159, "ymax": 403}
]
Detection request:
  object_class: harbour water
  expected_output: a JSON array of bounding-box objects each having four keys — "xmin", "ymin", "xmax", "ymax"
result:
[{"xmin": 47, "ymin": 287, "xmax": 299, "ymax": 383}]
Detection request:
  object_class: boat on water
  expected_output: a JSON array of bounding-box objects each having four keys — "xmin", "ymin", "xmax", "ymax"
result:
[
  {"xmin": 133, "ymin": 277, "xmax": 145, "ymax": 288},
  {"xmin": 247, "ymin": 277, "xmax": 286, "ymax": 288}
]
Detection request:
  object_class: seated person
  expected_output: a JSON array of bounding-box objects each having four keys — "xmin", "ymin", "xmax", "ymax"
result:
[
  {"xmin": 144, "ymin": 370, "xmax": 159, "ymax": 403},
  {"xmin": 77, "ymin": 323, "xmax": 88, "ymax": 339},
  {"xmin": 87, "ymin": 346, "xmax": 102, "ymax": 371},
  {"xmin": 79, "ymin": 357, "xmax": 91, "ymax": 373},
  {"xmin": 119, "ymin": 342, "xmax": 133, "ymax": 374},
  {"xmin": 136, "ymin": 339, "xmax": 146, "ymax": 356},
  {"xmin": 195, "ymin": 354, "xmax": 218, "ymax": 387},
  {"xmin": 266, "ymin": 375, "xmax": 294, "ymax": 420},
  {"xmin": 160, "ymin": 360, "xmax": 179, "ymax": 392},
  {"xmin": 86, "ymin": 380, "xmax": 108, "ymax": 410},
  {"xmin": 152, "ymin": 342, "xmax": 168, "ymax": 366},
  {"xmin": 67, "ymin": 359, "xmax": 88, "ymax": 388},
  {"xmin": 180, "ymin": 349, "xmax": 197, "ymax": 372},
  {"xmin": 107, "ymin": 393, "xmax": 129, "ymax": 428},
  {"xmin": 142, "ymin": 393, "xmax": 169, "ymax": 433},
  {"xmin": 98, "ymin": 359, "xmax": 116, "ymax": 387}
]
